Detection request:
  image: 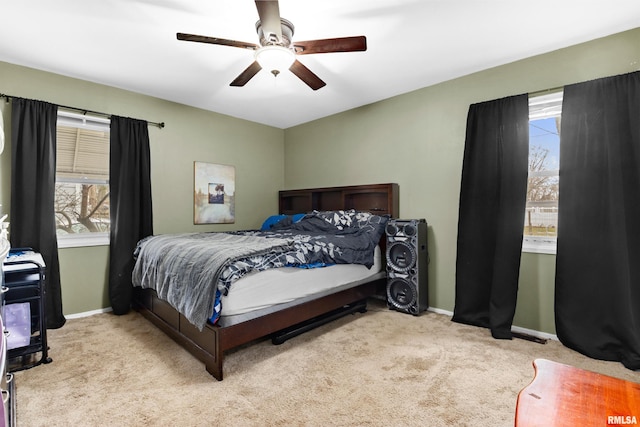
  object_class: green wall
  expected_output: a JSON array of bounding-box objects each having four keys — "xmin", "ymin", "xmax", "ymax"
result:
[
  {"xmin": 0, "ymin": 62, "xmax": 285, "ymax": 315},
  {"xmin": 284, "ymin": 27, "xmax": 640, "ymax": 335}
]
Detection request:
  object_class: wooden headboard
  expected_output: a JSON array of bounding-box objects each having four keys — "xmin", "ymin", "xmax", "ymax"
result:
[
  {"xmin": 279, "ymin": 183, "xmax": 399, "ymax": 260},
  {"xmin": 279, "ymin": 183, "xmax": 399, "ymax": 218}
]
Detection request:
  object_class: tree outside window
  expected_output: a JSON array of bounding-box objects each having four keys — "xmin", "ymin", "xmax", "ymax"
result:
[
  {"xmin": 524, "ymin": 92, "xmax": 562, "ymax": 254},
  {"xmin": 55, "ymin": 181, "xmax": 109, "ymax": 234},
  {"xmin": 55, "ymin": 112, "xmax": 110, "ymax": 247}
]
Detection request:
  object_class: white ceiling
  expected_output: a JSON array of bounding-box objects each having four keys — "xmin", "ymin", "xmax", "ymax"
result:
[{"xmin": 1, "ymin": 1, "xmax": 639, "ymax": 129}]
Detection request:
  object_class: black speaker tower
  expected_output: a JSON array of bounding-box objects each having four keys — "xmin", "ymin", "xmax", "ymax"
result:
[{"xmin": 385, "ymin": 218, "xmax": 428, "ymax": 315}]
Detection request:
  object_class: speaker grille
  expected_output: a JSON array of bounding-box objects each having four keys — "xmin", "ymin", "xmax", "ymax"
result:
[
  {"xmin": 386, "ymin": 278, "xmax": 418, "ymax": 312},
  {"xmin": 386, "ymin": 241, "xmax": 416, "ymax": 272},
  {"xmin": 385, "ymin": 222, "xmax": 398, "ymax": 236},
  {"xmin": 403, "ymin": 223, "xmax": 417, "ymax": 236}
]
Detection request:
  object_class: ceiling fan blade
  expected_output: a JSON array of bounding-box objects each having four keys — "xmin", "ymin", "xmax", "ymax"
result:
[
  {"xmin": 177, "ymin": 33, "xmax": 259, "ymax": 50},
  {"xmin": 255, "ymin": 0, "xmax": 283, "ymax": 44},
  {"xmin": 289, "ymin": 60, "xmax": 326, "ymax": 91},
  {"xmin": 293, "ymin": 36, "xmax": 367, "ymax": 55},
  {"xmin": 230, "ymin": 61, "xmax": 263, "ymax": 87}
]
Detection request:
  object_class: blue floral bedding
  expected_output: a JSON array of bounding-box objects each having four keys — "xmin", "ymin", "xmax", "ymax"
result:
[{"xmin": 133, "ymin": 210, "xmax": 389, "ymax": 329}]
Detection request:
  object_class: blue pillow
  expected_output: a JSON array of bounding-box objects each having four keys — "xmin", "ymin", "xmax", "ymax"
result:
[
  {"xmin": 260, "ymin": 215, "xmax": 288, "ymax": 231},
  {"xmin": 260, "ymin": 213, "xmax": 306, "ymax": 231},
  {"xmin": 291, "ymin": 213, "xmax": 306, "ymax": 223}
]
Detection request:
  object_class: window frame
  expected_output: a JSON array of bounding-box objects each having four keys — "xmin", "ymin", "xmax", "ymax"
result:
[
  {"xmin": 55, "ymin": 111, "xmax": 110, "ymax": 248},
  {"xmin": 522, "ymin": 91, "xmax": 562, "ymax": 255}
]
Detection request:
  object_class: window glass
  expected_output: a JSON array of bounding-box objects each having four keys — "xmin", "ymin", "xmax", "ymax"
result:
[
  {"xmin": 55, "ymin": 111, "xmax": 110, "ymax": 248},
  {"xmin": 524, "ymin": 92, "xmax": 562, "ymax": 254}
]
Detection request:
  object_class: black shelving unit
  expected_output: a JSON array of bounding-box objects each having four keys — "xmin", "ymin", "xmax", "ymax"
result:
[{"xmin": 3, "ymin": 249, "xmax": 51, "ymax": 372}]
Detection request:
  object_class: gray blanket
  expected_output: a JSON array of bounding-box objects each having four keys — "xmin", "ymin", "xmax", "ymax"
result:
[{"xmin": 132, "ymin": 232, "xmax": 292, "ymax": 329}]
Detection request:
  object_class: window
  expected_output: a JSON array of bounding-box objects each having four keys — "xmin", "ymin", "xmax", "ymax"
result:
[
  {"xmin": 523, "ymin": 92, "xmax": 562, "ymax": 254},
  {"xmin": 55, "ymin": 111, "xmax": 110, "ymax": 248}
]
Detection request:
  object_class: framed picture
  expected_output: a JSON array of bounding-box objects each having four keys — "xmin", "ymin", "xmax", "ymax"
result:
[{"xmin": 193, "ymin": 161, "xmax": 235, "ymax": 224}]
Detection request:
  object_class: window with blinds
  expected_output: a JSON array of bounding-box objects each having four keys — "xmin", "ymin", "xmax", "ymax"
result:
[{"xmin": 55, "ymin": 111, "xmax": 110, "ymax": 247}]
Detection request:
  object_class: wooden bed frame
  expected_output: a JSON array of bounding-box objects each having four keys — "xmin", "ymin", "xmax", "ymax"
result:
[{"xmin": 133, "ymin": 183, "xmax": 399, "ymax": 380}]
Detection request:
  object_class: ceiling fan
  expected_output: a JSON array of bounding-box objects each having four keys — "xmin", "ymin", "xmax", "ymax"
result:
[{"xmin": 177, "ymin": 0, "xmax": 367, "ymax": 90}]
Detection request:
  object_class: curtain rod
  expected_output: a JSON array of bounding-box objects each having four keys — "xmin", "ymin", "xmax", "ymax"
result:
[
  {"xmin": 0, "ymin": 93, "xmax": 165, "ymax": 129},
  {"xmin": 529, "ymin": 86, "xmax": 564, "ymax": 97}
]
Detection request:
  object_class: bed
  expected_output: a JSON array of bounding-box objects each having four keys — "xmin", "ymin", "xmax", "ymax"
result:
[{"xmin": 132, "ymin": 183, "xmax": 399, "ymax": 380}]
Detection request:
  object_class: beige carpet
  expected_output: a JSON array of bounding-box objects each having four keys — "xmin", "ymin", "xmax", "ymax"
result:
[{"xmin": 14, "ymin": 299, "xmax": 639, "ymax": 426}]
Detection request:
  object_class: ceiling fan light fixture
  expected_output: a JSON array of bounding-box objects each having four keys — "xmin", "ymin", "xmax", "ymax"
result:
[{"xmin": 255, "ymin": 46, "xmax": 295, "ymax": 76}]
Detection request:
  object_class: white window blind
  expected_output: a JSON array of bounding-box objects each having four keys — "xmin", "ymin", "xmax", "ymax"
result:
[{"xmin": 56, "ymin": 111, "xmax": 110, "ymax": 182}]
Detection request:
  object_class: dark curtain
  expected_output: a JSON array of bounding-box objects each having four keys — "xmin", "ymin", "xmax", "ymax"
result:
[
  {"xmin": 10, "ymin": 98, "xmax": 66, "ymax": 328},
  {"xmin": 109, "ymin": 116, "xmax": 153, "ymax": 315},
  {"xmin": 453, "ymin": 94, "xmax": 529, "ymax": 339},
  {"xmin": 555, "ymin": 71, "xmax": 640, "ymax": 370}
]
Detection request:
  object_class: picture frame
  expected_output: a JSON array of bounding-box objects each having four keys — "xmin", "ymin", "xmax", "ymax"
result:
[{"xmin": 193, "ymin": 161, "xmax": 235, "ymax": 224}]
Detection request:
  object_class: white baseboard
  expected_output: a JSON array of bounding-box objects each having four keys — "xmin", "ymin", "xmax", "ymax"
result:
[
  {"xmin": 65, "ymin": 307, "xmax": 113, "ymax": 319},
  {"xmin": 427, "ymin": 306, "xmax": 454, "ymax": 316},
  {"xmin": 64, "ymin": 304, "xmax": 559, "ymax": 342},
  {"xmin": 512, "ymin": 325, "xmax": 558, "ymax": 341},
  {"xmin": 427, "ymin": 306, "xmax": 558, "ymax": 341}
]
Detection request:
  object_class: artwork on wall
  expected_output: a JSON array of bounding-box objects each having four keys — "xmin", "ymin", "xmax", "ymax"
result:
[{"xmin": 193, "ymin": 161, "xmax": 235, "ymax": 224}]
